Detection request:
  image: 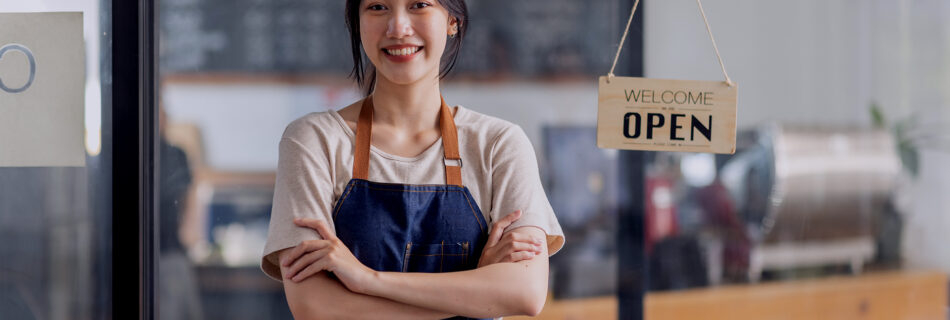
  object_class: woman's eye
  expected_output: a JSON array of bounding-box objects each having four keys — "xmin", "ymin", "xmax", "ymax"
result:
[
  {"xmin": 367, "ymin": 4, "xmax": 386, "ymax": 11},
  {"xmin": 410, "ymin": 2, "xmax": 431, "ymax": 9}
]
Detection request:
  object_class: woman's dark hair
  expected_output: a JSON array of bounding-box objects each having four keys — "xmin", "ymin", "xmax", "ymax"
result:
[{"xmin": 345, "ymin": 0, "xmax": 468, "ymax": 96}]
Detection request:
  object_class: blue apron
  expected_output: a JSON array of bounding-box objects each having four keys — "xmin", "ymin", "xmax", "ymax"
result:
[{"xmin": 332, "ymin": 96, "xmax": 490, "ymax": 320}]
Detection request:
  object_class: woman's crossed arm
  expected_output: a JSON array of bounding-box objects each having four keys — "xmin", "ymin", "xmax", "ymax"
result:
[
  {"xmin": 277, "ymin": 250, "xmax": 453, "ymax": 320},
  {"xmin": 279, "ymin": 216, "xmax": 549, "ymax": 319},
  {"xmin": 365, "ymin": 226, "xmax": 548, "ymax": 318}
]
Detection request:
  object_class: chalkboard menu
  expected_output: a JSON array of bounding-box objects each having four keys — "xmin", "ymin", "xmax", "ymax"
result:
[{"xmin": 160, "ymin": 0, "xmax": 630, "ymax": 77}]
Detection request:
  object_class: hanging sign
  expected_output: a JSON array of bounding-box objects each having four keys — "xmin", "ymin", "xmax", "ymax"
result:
[
  {"xmin": 596, "ymin": 0, "xmax": 737, "ymax": 154},
  {"xmin": 597, "ymin": 76, "xmax": 736, "ymax": 153},
  {"xmin": 0, "ymin": 12, "xmax": 85, "ymax": 167}
]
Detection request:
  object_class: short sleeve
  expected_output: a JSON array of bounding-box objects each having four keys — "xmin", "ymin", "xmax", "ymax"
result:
[
  {"xmin": 489, "ymin": 125, "xmax": 565, "ymax": 256},
  {"xmin": 260, "ymin": 136, "xmax": 335, "ymax": 281}
]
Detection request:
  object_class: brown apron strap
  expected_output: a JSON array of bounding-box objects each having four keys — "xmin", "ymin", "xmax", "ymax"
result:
[
  {"xmin": 351, "ymin": 96, "xmax": 464, "ymax": 186},
  {"xmin": 352, "ymin": 97, "xmax": 374, "ymax": 180},
  {"xmin": 439, "ymin": 97, "xmax": 463, "ymax": 186}
]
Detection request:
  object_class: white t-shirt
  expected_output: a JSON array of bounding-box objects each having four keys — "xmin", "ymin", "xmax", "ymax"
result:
[{"xmin": 261, "ymin": 105, "xmax": 565, "ymax": 281}]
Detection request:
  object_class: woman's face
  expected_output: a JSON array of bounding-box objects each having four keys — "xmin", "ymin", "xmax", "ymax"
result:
[{"xmin": 359, "ymin": 0, "xmax": 456, "ymax": 87}]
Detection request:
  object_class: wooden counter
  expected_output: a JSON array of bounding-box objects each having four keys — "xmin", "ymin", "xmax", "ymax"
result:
[{"xmin": 510, "ymin": 270, "xmax": 948, "ymax": 320}]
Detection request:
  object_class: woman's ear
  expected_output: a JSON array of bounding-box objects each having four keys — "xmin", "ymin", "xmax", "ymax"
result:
[{"xmin": 447, "ymin": 17, "xmax": 459, "ymax": 36}]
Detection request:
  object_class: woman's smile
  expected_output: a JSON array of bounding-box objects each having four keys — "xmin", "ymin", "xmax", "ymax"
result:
[{"xmin": 382, "ymin": 44, "xmax": 424, "ymax": 63}]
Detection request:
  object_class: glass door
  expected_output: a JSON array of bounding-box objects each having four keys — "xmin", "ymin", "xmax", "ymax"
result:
[
  {"xmin": 0, "ymin": 1, "xmax": 113, "ymax": 319},
  {"xmin": 152, "ymin": 0, "xmax": 644, "ymax": 319}
]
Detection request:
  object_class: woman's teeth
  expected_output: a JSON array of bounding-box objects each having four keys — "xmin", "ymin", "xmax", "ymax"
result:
[{"xmin": 385, "ymin": 47, "xmax": 420, "ymax": 56}]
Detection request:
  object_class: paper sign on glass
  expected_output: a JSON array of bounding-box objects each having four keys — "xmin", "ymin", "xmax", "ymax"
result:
[
  {"xmin": 0, "ymin": 12, "xmax": 85, "ymax": 167},
  {"xmin": 597, "ymin": 76, "xmax": 737, "ymax": 154}
]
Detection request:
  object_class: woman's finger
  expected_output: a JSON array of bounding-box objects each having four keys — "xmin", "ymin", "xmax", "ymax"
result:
[
  {"xmin": 503, "ymin": 231, "xmax": 530, "ymax": 243},
  {"xmin": 506, "ymin": 251, "xmax": 536, "ymax": 263},
  {"xmin": 294, "ymin": 218, "xmax": 328, "ymax": 232},
  {"xmin": 282, "ymin": 240, "xmax": 330, "ymax": 267},
  {"xmin": 285, "ymin": 248, "xmax": 330, "ymax": 279},
  {"xmin": 313, "ymin": 220, "xmax": 338, "ymax": 241},
  {"xmin": 291, "ymin": 258, "xmax": 328, "ymax": 282},
  {"xmin": 281, "ymin": 250, "xmax": 303, "ymax": 268},
  {"xmin": 487, "ymin": 210, "xmax": 522, "ymax": 247},
  {"xmin": 293, "ymin": 218, "xmax": 333, "ymax": 235},
  {"xmin": 499, "ymin": 238, "xmax": 541, "ymax": 255},
  {"xmin": 295, "ymin": 218, "xmax": 339, "ymax": 241},
  {"xmin": 504, "ymin": 232, "xmax": 543, "ymax": 247},
  {"xmin": 486, "ymin": 227, "xmax": 503, "ymax": 248},
  {"xmin": 293, "ymin": 218, "xmax": 314, "ymax": 227},
  {"xmin": 500, "ymin": 209, "xmax": 522, "ymax": 225},
  {"xmin": 505, "ymin": 240, "xmax": 542, "ymax": 254},
  {"xmin": 499, "ymin": 228, "xmax": 543, "ymax": 244}
]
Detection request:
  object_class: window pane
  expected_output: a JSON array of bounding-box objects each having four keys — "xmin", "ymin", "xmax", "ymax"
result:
[
  {"xmin": 0, "ymin": 1, "xmax": 111, "ymax": 319},
  {"xmin": 155, "ymin": 0, "xmax": 950, "ymax": 319},
  {"xmin": 641, "ymin": 2, "xmax": 950, "ymax": 319}
]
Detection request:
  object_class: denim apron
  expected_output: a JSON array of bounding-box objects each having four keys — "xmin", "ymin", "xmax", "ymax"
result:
[{"xmin": 332, "ymin": 96, "xmax": 490, "ymax": 320}]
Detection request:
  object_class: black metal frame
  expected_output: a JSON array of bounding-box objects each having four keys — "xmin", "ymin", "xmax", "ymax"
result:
[
  {"xmin": 615, "ymin": 1, "xmax": 646, "ymax": 319},
  {"xmin": 112, "ymin": 0, "xmax": 157, "ymax": 318}
]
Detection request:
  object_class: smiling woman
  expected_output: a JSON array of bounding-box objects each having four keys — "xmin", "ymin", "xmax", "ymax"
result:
[
  {"xmin": 345, "ymin": 0, "xmax": 466, "ymax": 96},
  {"xmin": 259, "ymin": 0, "xmax": 565, "ymax": 319}
]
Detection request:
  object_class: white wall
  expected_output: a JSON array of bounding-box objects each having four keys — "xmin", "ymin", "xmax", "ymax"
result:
[
  {"xmin": 162, "ymin": 81, "xmax": 599, "ymax": 171},
  {"xmin": 162, "ymin": 82, "xmax": 362, "ymax": 171}
]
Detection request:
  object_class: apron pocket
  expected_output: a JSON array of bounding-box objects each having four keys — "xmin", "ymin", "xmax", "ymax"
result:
[{"xmin": 402, "ymin": 241, "xmax": 470, "ymax": 273}]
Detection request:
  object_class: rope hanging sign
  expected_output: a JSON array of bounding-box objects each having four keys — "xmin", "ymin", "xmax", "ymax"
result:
[{"xmin": 597, "ymin": 0, "xmax": 737, "ymax": 154}]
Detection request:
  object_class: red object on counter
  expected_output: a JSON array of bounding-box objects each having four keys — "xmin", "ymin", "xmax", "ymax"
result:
[{"xmin": 645, "ymin": 177, "xmax": 679, "ymax": 252}]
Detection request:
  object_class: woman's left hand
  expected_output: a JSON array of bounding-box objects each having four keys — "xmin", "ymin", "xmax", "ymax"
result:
[{"xmin": 281, "ymin": 218, "xmax": 376, "ymax": 294}]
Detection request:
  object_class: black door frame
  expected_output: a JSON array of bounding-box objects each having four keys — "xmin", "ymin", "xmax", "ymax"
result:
[
  {"xmin": 614, "ymin": 1, "xmax": 646, "ymax": 318},
  {"xmin": 112, "ymin": 0, "xmax": 157, "ymax": 318}
]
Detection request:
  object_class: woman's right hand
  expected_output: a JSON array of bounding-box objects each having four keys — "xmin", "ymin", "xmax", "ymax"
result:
[{"xmin": 477, "ymin": 210, "xmax": 544, "ymax": 268}]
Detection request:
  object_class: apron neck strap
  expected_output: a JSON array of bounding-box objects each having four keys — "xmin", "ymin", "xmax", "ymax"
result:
[{"xmin": 352, "ymin": 95, "xmax": 464, "ymax": 186}]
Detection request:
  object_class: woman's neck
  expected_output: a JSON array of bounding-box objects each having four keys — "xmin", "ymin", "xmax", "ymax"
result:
[{"xmin": 370, "ymin": 74, "xmax": 443, "ymax": 133}]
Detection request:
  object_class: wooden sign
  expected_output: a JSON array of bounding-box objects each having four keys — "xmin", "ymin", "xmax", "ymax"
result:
[{"xmin": 597, "ymin": 76, "xmax": 737, "ymax": 154}]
